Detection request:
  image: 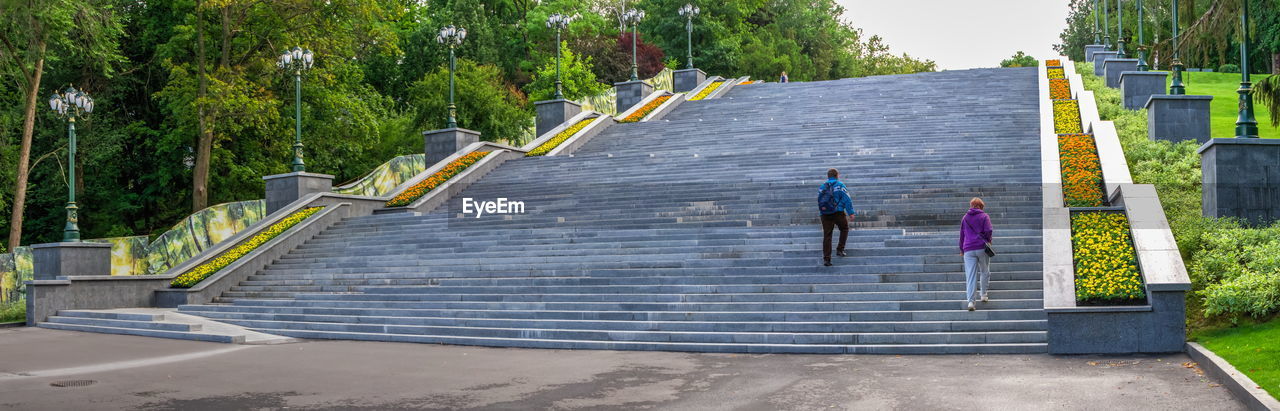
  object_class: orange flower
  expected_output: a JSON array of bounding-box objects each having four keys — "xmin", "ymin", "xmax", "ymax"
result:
[
  {"xmin": 1058, "ymin": 133, "xmax": 1106, "ymax": 207},
  {"xmin": 1050, "ymin": 79, "xmax": 1071, "ymax": 99},
  {"xmin": 1046, "ymin": 59, "xmax": 1062, "ymax": 67},
  {"xmin": 618, "ymin": 95, "xmax": 672, "ymax": 123},
  {"xmin": 385, "ymin": 151, "xmax": 490, "ymax": 207}
]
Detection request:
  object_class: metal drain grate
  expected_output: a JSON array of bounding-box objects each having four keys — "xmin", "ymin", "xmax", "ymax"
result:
[{"xmin": 50, "ymin": 379, "xmax": 96, "ymax": 388}]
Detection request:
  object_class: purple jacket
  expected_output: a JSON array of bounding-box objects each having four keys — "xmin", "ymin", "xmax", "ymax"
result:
[{"xmin": 959, "ymin": 208, "xmax": 993, "ymax": 253}]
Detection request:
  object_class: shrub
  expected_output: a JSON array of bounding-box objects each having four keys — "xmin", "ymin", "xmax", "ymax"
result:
[
  {"xmin": 527, "ymin": 117, "xmax": 597, "ymax": 157},
  {"xmin": 1058, "ymin": 133, "xmax": 1106, "ymax": 207},
  {"xmin": 1217, "ymin": 64, "xmax": 1240, "ymax": 73},
  {"xmin": 170, "ymin": 207, "xmax": 323, "ymax": 288},
  {"xmin": 1072, "ymin": 211, "xmax": 1146, "ymax": 303},
  {"xmin": 385, "ymin": 151, "xmax": 491, "ymax": 207},
  {"xmin": 1053, "ymin": 99, "xmax": 1083, "ymax": 134},
  {"xmin": 618, "ymin": 95, "xmax": 672, "ymax": 123}
]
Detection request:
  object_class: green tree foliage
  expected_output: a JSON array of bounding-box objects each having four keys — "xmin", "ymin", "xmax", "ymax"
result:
[
  {"xmin": 409, "ymin": 59, "xmax": 533, "ymax": 145},
  {"xmin": 1001, "ymin": 51, "xmax": 1038, "ymax": 68},
  {"xmin": 524, "ymin": 43, "xmax": 609, "ymax": 102}
]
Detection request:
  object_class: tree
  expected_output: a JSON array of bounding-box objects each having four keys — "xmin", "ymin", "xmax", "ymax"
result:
[
  {"xmin": 1001, "ymin": 51, "xmax": 1038, "ymax": 68},
  {"xmin": 409, "ymin": 59, "xmax": 533, "ymax": 145},
  {"xmin": 0, "ymin": 0, "xmax": 123, "ymax": 250},
  {"xmin": 524, "ymin": 43, "xmax": 609, "ymax": 102}
]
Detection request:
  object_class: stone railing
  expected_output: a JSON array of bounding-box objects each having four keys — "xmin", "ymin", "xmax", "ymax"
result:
[{"xmin": 1039, "ymin": 57, "xmax": 1191, "ymax": 354}]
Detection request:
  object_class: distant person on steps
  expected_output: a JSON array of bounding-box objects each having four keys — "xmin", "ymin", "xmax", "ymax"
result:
[
  {"xmin": 779, "ymin": 71, "xmax": 789, "ymax": 83},
  {"xmin": 818, "ymin": 168, "xmax": 855, "ymax": 267},
  {"xmin": 959, "ymin": 198, "xmax": 994, "ymax": 311}
]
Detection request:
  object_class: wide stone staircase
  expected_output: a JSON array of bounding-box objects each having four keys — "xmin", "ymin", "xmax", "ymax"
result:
[{"xmin": 167, "ymin": 68, "xmax": 1044, "ymax": 353}]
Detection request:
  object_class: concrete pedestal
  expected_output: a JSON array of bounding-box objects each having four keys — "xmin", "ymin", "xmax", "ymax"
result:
[
  {"xmin": 1145, "ymin": 95, "xmax": 1213, "ymax": 144},
  {"xmin": 614, "ymin": 80, "xmax": 654, "ymax": 114},
  {"xmin": 673, "ymin": 68, "xmax": 707, "ymax": 93},
  {"xmin": 263, "ymin": 172, "xmax": 334, "ymax": 215},
  {"xmin": 1084, "ymin": 45, "xmax": 1108, "ymax": 63},
  {"xmin": 534, "ymin": 99, "xmax": 582, "ymax": 138},
  {"xmin": 1093, "ymin": 51, "xmax": 1119, "ymax": 76},
  {"xmin": 422, "ymin": 127, "xmax": 481, "ymax": 168},
  {"xmin": 1119, "ymin": 71, "xmax": 1168, "ymax": 110},
  {"xmin": 1103, "ymin": 59, "xmax": 1139, "ymax": 88},
  {"xmin": 1199, "ymin": 138, "xmax": 1280, "ymax": 226},
  {"xmin": 31, "ymin": 242, "xmax": 112, "ymax": 280}
]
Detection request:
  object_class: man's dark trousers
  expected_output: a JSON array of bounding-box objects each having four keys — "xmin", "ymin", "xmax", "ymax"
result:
[{"xmin": 821, "ymin": 212, "xmax": 849, "ymax": 262}]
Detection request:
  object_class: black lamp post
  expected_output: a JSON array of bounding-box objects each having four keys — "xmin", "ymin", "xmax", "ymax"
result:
[
  {"xmin": 1137, "ymin": 0, "xmax": 1148, "ymax": 70},
  {"xmin": 1117, "ymin": 0, "xmax": 1127, "ymax": 58},
  {"xmin": 679, "ymin": 4, "xmax": 700, "ymax": 70},
  {"xmin": 621, "ymin": 9, "xmax": 645, "ymax": 81},
  {"xmin": 1236, "ymin": 1, "xmax": 1259, "ymax": 138},
  {"xmin": 48, "ymin": 86, "xmax": 94, "ymax": 242},
  {"xmin": 547, "ymin": 14, "xmax": 573, "ymax": 100},
  {"xmin": 1104, "ymin": 0, "xmax": 1112, "ymax": 47},
  {"xmin": 437, "ymin": 25, "xmax": 467, "ymax": 129},
  {"xmin": 1170, "ymin": 0, "xmax": 1185, "ymax": 94},
  {"xmin": 277, "ymin": 47, "xmax": 314, "ymax": 173}
]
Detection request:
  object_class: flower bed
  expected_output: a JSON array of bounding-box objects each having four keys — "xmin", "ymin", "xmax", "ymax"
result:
[
  {"xmin": 170, "ymin": 207, "xmax": 323, "ymax": 288},
  {"xmin": 1071, "ymin": 211, "xmax": 1146, "ymax": 304},
  {"xmin": 687, "ymin": 81, "xmax": 725, "ymax": 101},
  {"xmin": 1053, "ymin": 99, "xmax": 1083, "ymax": 134},
  {"xmin": 385, "ymin": 151, "xmax": 490, "ymax": 207},
  {"xmin": 618, "ymin": 94, "xmax": 672, "ymax": 123},
  {"xmin": 527, "ymin": 117, "xmax": 597, "ymax": 157},
  {"xmin": 1058, "ymin": 133, "xmax": 1107, "ymax": 207},
  {"xmin": 1046, "ymin": 59, "xmax": 1062, "ymax": 67},
  {"xmin": 1047, "ymin": 67, "xmax": 1066, "ymax": 79},
  {"xmin": 1049, "ymin": 79, "xmax": 1071, "ymax": 99}
]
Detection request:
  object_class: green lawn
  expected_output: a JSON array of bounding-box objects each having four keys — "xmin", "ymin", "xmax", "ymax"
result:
[
  {"xmin": 1168, "ymin": 71, "xmax": 1279, "ymax": 139},
  {"xmin": 1194, "ymin": 319, "xmax": 1280, "ymax": 401},
  {"xmin": 0, "ymin": 300, "xmax": 23, "ymax": 324}
]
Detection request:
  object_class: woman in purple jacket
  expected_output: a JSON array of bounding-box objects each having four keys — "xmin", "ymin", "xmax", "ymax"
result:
[{"xmin": 959, "ymin": 198, "xmax": 993, "ymax": 311}]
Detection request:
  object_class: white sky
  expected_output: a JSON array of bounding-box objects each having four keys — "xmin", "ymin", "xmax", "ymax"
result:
[{"xmin": 836, "ymin": 0, "xmax": 1072, "ymax": 70}]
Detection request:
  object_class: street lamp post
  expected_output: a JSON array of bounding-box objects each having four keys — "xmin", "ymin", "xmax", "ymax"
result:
[
  {"xmin": 1236, "ymin": 1, "xmax": 1259, "ymax": 138},
  {"xmin": 679, "ymin": 4, "xmax": 700, "ymax": 70},
  {"xmin": 277, "ymin": 47, "xmax": 314, "ymax": 173},
  {"xmin": 547, "ymin": 14, "xmax": 573, "ymax": 100},
  {"xmin": 1170, "ymin": 0, "xmax": 1185, "ymax": 94},
  {"xmin": 47, "ymin": 86, "xmax": 94, "ymax": 242},
  {"xmin": 1136, "ymin": 0, "xmax": 1148, "ymax": 70},
  {"xmin": 1117, "ymin": 0, "xmax": 1127, "ymax": 58},
  {"xmin": 621, "ymin": 9, "xmax": 645, "ymax": 81},
  {"xmin": 1104, "ymin": 0, "xmax": 1112, "ymax": 46},
  {"xmin": 437, "ymin": 25, "xmax": 467, "ymax": 129}
]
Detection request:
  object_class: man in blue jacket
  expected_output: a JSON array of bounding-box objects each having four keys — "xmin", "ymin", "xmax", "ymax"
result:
[{"xmin": 818, "ymin": 168, "xmax": 855, "ymax": 266}]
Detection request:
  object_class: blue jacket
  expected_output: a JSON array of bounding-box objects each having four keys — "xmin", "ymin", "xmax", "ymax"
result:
[{"xmin": 818, "ymin": 178, "xmax": 855, "ymax": 216}]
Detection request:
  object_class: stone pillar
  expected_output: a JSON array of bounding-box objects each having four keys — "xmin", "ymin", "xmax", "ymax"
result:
[
  {"xmin": 263, "ymin": 172, "xmax": 334, "ymax": 215},
  {"xmin": 614, "ymin": 80, "xmax": 654, "ymax": 114},
  {"xmin": 1199, "ymin": 138, "xmax": 1280, "ymax": 226},
  {"xmin": 673, "ymin": 68, "xmax": 706, "ymax": 93},
  {"xmin": 1103, "ymin": 59, "xmax": 1139, "ymax": 88},
  {"xmin": 1145, "ymin": 95, "xmax": 1213, "ymax": 144},
  {"xmin": 31, "ymin": 242, "xmax": 112, "ymax": 280},
  {"xmin": 1084, "ymin": 45, "xmax": 1108, "ymax": 63},
  {"xmin": 423, "ymin": 127, "xmax": 481, "ymax": 167},
  {"xmin": 1093, "ymin": 51, "xmax": 1119, "ymax": 76},
  {"xmin": 534, "ymin": 99, "xmax": 582, "ymax": 139},
  {"xmin": 1119, "ymin": 71, "xmax": 1168, "ymax": 110}
]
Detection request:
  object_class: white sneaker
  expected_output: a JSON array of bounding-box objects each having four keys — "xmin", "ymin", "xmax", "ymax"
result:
[
  {"xmin": 967, "ymin": 302, "xmax": 976, "ymax": 311},
  {"xmin": 982, "ymin": 293, "xmax": 989, "ymax": 302}
]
